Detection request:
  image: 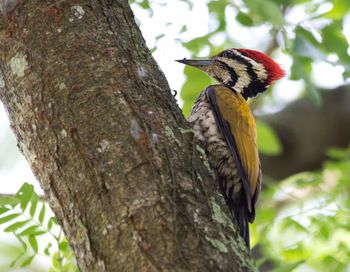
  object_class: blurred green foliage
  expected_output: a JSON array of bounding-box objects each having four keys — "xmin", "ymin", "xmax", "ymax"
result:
[
  {"xmin": 256, "ymin": 120, "xmax": 282, "ymax": 156},
  {"xmin": 253, "ymin": 145, "xmax": 350, "ymax": 271}
]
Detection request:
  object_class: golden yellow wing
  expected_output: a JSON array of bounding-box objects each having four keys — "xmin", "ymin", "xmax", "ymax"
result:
[{"xmin": 206, "ymin": 85, "xmax": 261, "ymax": 218}]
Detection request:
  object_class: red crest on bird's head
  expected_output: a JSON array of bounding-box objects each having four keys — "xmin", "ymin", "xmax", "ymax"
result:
[{"xmin": 236, "ymin": 49, "xmax": 286, "ymax": 84}]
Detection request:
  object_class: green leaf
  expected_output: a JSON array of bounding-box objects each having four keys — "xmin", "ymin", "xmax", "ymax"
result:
[
  {"xmin": 0, "ymin": 213, "xmax": 20, "ymax": 224},
  {"xmin": 304, "ymin": 80, "xmax": 321, "ymax": 105},
  {"xmin": 323, "ymin": 255, "xmax": 345, "ymax": 270},
  {"xmin": 0, "ymin": 196, "xmax": 20, "ymax": 207},
  {"xmin": 48, "ymin": 218, "xmax": 54, "ymax": 230},
  {"xmin": 59, "ymin": 240, "xmax": 69, "ymax": 251},
  {"xmin": 155, "ymin": 33, "xmax": 165, "ymax": 41},
  {"xmin": 319, "ymin": 222, "xmax": 331, "ymax": 240},
  {"xmin": 16, "ymin": 183, "xmax": 34, "ymax": 210},
  {"xmin": 324, "ymin": 0, "xmax": 350, "ymax": 19},
  {"xmin": 236, "ymin": 11, "xmax": 254, "ymax": 26},
  {"xmin": 322, "ymin": 22, "xmax": 350, "ymax": 64},
  {"xmin": 280, "ymin": 218, "xmax": 309, "ymax": 233},
  {"xmin": 179, "ymin": 25, "xmax": 187, "ymax": 34},
  {"xmin": 343, "ymin": 69, "xmax": 350, "ymax": 80},
  {"xmin": 180, "ymin": 66, "xmax": 212, "ymax": 116},
  {"xmin": 0, "ymin": 207, "xmax": 9, "ymax": 214},
  {"xmin": 29, "ymin": 235, "xmax": 38, "ymax": 253},
  {"xmin": 256, "ymin": 206, "xmax": 277, "ymax": 223},
  {"xmin": 48, "ymin": 217, "xmax": 59, "ymax": 230},
  {"xmin": 183, "ymin": 33, "xmax": 212, "ymax": 53},
  {"xmin": 4, "ymin": 220, "xmax": 30, "ymax": 233},
  {"xmin": 44, "ymin": 242, "xmax": 52, "ymax": 256},
  {"xmin": 39, "ymin": 204, "xmax": 46, "ymax": 224},
  {"xmin": 15, "ymin": 235, "xmax": 28, "ymax": 251},
  {"xmin": 29, "ymin": 194, "xmax": 38, "ymax": 217},
  {"xmin": 20, "ymin": 255, "xmax": 35, "ymax": 267},
  {"xmin": 208, "ymin": 0, "xmax": 227, "ymax": 31},
  {"xmin": 244, "ymin": 0, "xmax": 285, "ymax": 25},
  {"xmin": 281, "ymin": 243, "xmax": 307, "ymax": 261},
  {"xmin": 208, "ymin": 0, "xmax": 226, "ymax": 14},
  {"xmin": 10, "ymin": 251, "xmax": 25, "ymax": 268},
  {"xmin": 310, "ymin": 215, "xmax": 333, "ymax": 240},
  {"xmin": 256, "ymin": 120, "xmax": 282, "ymax": 155},
  {"xmin": 139, "ymin": 0, "xmax": 150, "ymax": 9},
  {"xmin": 18, "ymin": 225, "xmax": 40, "ymax": 236},
  {"xmin": 294, "ymin": 28, "xmax": 326, "ymax": 61},
  {"xmin": 290, "ymin": 56, "xmax": 321, "ymax": 105},
  {"xmin": 33, "ymin": 230, "xmax": 46, "ymax": 236},
  {"xmin": 63, "ymin": 262, "xmax": 79, "ymax": 272},
  {"xmin": 52, "ymin": 253, "xmax": 61, "ymax": 269},
  {"xmin": 327, "ymin": 147, "xmax": 349, "ymax": 160}
]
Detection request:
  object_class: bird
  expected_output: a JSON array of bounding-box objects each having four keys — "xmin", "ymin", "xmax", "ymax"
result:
[{"xmin": 176, "ymin": 48, "xmax": 285, "ymax": 248}]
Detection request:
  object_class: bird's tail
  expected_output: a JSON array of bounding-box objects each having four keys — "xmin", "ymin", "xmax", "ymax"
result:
[{"xmin": 234, "ymin": 205, "xmax": 250, "ymax": 249}]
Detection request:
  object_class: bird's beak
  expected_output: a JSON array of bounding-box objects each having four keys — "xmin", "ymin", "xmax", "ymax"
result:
[{"xmin": 175, "ymin": 59, "xmax": 213, "ymax": 68}]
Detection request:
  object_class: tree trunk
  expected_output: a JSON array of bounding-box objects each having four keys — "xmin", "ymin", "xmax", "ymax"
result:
[{"xmin": 0, "ymin": 1, "xmax": 256, "ymax": 271}]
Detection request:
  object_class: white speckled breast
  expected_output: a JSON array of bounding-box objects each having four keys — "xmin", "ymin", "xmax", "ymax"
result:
[{"xmin": 187, "ymin": 90, "xmax": 242, "ymax": 201}]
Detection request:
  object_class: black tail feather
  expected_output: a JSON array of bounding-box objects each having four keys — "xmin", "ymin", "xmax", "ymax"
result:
[
  {"xmin": 234, "ymin": 206, "xmax": 250, "ymax": 249},
  {"xmin": 216, "ymin": 173, "xmax": 251, "ymax": 249}
]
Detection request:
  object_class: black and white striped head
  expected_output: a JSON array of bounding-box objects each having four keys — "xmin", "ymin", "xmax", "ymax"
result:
[{"xmin": 177, "ymin": 48, "xmax": 285, "ymax": 99}]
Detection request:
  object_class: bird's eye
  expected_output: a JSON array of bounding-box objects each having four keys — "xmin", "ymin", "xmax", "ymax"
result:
[
  {"xmin": 220, "ymin": 51, "xmax": 228, "ymax": 57},
  {"xmin": 219, "ymin": 50, "xmax": 235, "ymax": 59}
]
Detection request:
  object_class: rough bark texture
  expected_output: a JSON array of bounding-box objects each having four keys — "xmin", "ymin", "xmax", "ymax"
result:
[{"xmin": 0, "ymin": 1, "xmax": 256, "ymax": 271}]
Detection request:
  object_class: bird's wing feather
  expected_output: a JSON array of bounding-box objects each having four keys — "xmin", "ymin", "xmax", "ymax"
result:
[{"xmin": 206, "ymin": 85, "xmax": 261, "ymax": 219}]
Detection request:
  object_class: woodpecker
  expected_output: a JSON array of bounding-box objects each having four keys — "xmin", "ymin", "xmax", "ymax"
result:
[{"xmin": 177, "ymin": 48, "xmax": 285, "ymax": 248}]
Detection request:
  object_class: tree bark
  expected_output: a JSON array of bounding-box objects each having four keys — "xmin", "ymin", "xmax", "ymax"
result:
[{"xmin": 0, "ymin": 1, "xmax": 256, "ymax": 271}]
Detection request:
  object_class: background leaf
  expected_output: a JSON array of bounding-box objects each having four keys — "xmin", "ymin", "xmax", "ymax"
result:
[{"xmin": 256, "ymin": 120, "xmax": 282, "ymax": 155}]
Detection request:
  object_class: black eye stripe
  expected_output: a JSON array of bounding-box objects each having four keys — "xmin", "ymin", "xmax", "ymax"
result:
[{"xmin": 216, "ymin": 60, "xmax": 238, "ymax": 86}]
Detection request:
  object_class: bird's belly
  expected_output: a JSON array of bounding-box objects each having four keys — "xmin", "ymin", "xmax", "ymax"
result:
[{"xmin": 187, "ymin": 99, "xmax": 242, "ymax": 202}]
